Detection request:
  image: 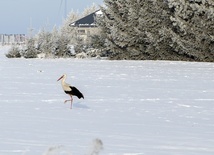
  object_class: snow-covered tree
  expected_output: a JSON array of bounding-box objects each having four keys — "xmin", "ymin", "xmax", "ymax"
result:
[
  {"xmin": 82, "ymin": 3, "xmax": 99, "ymax": 17},
  {"xmin": 51, "ymin": 26, "xmax": 60, "ymax": 54},
  {"xmin": 5, "ymin": 45, "xmax": 21, "ymax": 58},
  {"xmin": 99, "ymin": 0, "xmax": 174, "ymax": 60},
  {"xmin": 36, "ymin": 28, "xmax": 53, "ymax": 56},
  {"xmin": 54, "ymin": 33, "xmax": 71, "ymax": 57},
  {"xmin": 99, "ymin": 0, "xmax": 214, "ymax": 61},
  {"xmin": 23, "ymin": 37, "xmax": 38, "ymax": 58},
  {"xmin": 166, "ymin": 0, "xmax": 214, "ymax": 61},
  {"xmin": 60, "ymin": 11, "xmax": 79, "ymax": 44}
]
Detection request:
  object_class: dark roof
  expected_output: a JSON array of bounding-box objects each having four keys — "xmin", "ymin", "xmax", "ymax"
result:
[{"xmin": 70, "ymin": 10, "xmax": 102, "ymax": 27}]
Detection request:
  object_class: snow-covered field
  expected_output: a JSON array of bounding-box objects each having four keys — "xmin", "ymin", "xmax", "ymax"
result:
[{"xmin": 0, "ymin": 46, "xmax": 214, "ymax": 155}]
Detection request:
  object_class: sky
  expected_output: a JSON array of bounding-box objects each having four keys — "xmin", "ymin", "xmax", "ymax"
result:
[{"xmin": 0, "ymin": 0, "xmax": 103, "ymax": 34}]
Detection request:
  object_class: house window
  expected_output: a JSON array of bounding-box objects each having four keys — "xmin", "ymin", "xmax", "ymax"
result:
[{"xmin": 78, "ymin": 30, "xmax": 86, "ymax": 34}]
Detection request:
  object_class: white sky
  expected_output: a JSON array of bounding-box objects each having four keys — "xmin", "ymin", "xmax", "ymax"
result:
[{"xmin": 0, "ymin": 0, "xmax": 103, "ymax": 34}]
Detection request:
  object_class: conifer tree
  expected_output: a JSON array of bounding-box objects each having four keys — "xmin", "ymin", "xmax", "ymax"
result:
[
  {"xmin": 99, "ymin": 0, "xmax": 214, "ymax": 61},
  {"xmin": 60, "ymin": 11, "xmax": 79, "ymax": 44},
  {"xmin": 54, "ymin": 33, "xmax": 71, "ymax": 57},
  {"xmin": 36, "ymin": 29, "xmax": 53, "ymax": 57},
  {"xmin": 82, "ymin": 3, "xmax": 98, "ymax": 17},
  {"xmin": 23, "ymin": 37, "xmax": 38, "ymax": 58},
  {"xmin": 167, "ymin": 0, "xmax": 214, "ymax": 61},
  {"xmin": 100, "ymin": 0, "xmax": 174, "ymax": 60}
]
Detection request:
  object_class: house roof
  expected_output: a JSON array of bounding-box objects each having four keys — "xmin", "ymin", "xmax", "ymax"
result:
[{"xmin": 70, "ymin": 10, "xmax": 102, "ymax": 28}]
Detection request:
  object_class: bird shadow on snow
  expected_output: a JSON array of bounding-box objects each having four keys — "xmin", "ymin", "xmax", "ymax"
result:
[{"xmin": 73, "ymin": 102, "xmax": 90, "ymax": 109}]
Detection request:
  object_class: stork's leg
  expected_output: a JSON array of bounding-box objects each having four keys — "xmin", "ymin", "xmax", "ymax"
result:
[
  {"xmin": 64, "ymin": 95, "xmax": 73, "ymax": 109},
  {"xmin": 64, "ymin": 99, "xmax": 70, "ymax": 103},
  {"xmin": 70, "ymin": 96, "xmax": 73, "ymax": 109}
]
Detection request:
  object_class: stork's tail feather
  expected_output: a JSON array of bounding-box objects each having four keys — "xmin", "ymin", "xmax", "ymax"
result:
[{"xmin": 77, "ymin": 93, "xmax": 84, "ymax": 99}]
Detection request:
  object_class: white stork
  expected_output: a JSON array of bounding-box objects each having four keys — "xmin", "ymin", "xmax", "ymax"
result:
[{"xmin": 57, "ymin": 74, "xmax": 84, "ymax": 109}]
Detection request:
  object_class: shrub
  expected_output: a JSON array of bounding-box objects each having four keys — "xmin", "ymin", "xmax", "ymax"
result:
[{"xmin": 5, "ymin": 46, "xmax": 21, "ymax": 58}]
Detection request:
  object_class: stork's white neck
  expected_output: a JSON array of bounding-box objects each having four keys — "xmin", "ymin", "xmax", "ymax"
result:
[{"xmin": 61, "ymin": 75, "xmax": 71, "ymax": 91}]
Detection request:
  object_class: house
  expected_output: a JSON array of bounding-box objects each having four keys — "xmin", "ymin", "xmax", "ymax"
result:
[{"xmin": 69, "ymin": 10, "xmax": 102, "ymax": 40}]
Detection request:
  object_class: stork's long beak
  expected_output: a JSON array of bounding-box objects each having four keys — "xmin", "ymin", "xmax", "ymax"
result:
[{"xmin": 57, "ymin": 75, "xmax": 64, "ymax": 81}]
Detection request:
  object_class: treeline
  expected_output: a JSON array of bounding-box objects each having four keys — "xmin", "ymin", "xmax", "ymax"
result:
[
  {"xmin": 6, "ymin": 4, "xmax": 100, "ymax": 59},
  {"xmin": 6, "ymin": 29, "xmax": 72, "ymax": 58},
  {"xmin": 6, "ymin": 0, "xmax": 214, "ymax": 62}
]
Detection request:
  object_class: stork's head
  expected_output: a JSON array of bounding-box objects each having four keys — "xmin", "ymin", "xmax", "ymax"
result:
[{"xmin": 57, "ymin": 74, "xmax": 66, "ymax": 81}]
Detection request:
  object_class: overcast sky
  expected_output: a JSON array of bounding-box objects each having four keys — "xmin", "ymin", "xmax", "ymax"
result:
[{"xmin": 0, "ymin": 0, "xmax": 103, "ymax": 34}]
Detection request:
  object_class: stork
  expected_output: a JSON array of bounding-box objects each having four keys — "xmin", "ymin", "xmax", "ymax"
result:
[{"xmin": 57, "ymin": 74, "xmax": 84, "ymax": 109}]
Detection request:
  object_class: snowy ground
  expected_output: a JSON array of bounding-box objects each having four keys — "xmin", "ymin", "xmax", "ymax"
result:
[{"xmin": 0, "ymin": 46, "xmax": 214, "ymax": 155}]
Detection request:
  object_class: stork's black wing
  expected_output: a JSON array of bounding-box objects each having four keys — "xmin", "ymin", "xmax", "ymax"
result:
[{"xmin": 70, "ymin": 86, "xmax": 84, "ymax": 99}]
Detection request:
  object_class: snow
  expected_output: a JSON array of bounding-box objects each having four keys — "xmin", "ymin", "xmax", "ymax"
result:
[
  {"xmin": 0, "ymin": 46, "xmax": 214, "ymax": 155},
  {"xmin": 96, "ymin": 10, "xmax": 103, "ymax": 15}
]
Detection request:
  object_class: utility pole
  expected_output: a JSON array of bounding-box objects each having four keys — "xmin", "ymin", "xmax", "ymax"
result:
[{"xmin": 64, "ymin": 0, "xmax": 67, "ymax": 19}]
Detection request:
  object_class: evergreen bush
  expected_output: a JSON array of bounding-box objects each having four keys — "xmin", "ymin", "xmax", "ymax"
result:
[{"xmin": 5, "ymin": 45, "xmax": 21, "ymax": 58}]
